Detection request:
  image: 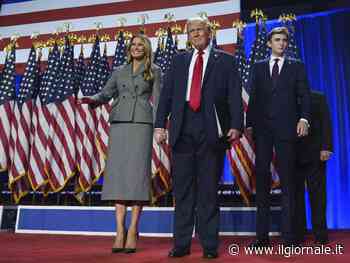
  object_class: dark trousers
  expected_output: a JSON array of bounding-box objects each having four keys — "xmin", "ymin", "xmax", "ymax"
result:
[
  {"xmin": 254, "ymin": 133, "xmax": 296, "ymax": 241},
  {"xmin": 295, "ymin": 160, "xmax": 328, "ymax": 239},
  {"xmin": 172, "ymin": 105, "xmax": 224, "ymax": 252}
]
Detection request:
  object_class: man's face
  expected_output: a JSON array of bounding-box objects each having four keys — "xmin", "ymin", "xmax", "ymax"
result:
[
  {"xmin": 268, "ymin": 33, "xmax": 288, "ymax": 57},
  {"xmin": 187, "ymin": 20, "xmax": 210, "ymax": 50}
]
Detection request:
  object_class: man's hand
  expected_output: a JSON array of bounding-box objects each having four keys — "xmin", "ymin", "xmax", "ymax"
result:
[
  {"xmin": 154, "ymin": 128, "xmax": 167, "ymax": 144},
  {"xmin": 245, "ymin": 127, "xmax": 253, "ymax": 141},
  {"xmin": 297, "ymin": 120, "xmax": 309, "ymax": 137},
  {"xmin": 226, "ymin": 129, "xmax": 241, "ymax": 142},
  {"xmin": 77, "ymin": 97, "xmax": 95, "ymax": 104},
  {"xmin": 320, "ymin": 150, "xmax": 332, "ymax": 161}
]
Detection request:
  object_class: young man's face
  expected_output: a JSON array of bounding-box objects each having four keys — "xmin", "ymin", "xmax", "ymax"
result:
[{"xmin": 268, "ymin": 33, "xmax": 288, "ymax": 57}]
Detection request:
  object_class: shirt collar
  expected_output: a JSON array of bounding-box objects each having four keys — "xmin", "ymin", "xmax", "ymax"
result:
[
  {"xmin": 270, "ymin": 54, "xmax": 285, "ymax": 63},
  {"xmin": 194, "ymin": 44, "xmax": 211, "ymax": 56}
]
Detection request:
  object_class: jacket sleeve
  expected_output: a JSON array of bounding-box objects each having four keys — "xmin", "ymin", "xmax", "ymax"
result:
[
  {"xmin": 152, "ymin": 67, "xmax": 161, "ymax": 123},
  {"xmin": 296, "ymin": 62, "xmax": 311, "ymax": 122},
  {"xmin": 320, "ymin": 94, "xmax": 333, "ymax": 152},
  {"xmin": 91, "ymin": 70, "xmax": 118, "ymax": 103},
  {"xmin": 228, "ymin": 56, "xmax": 243, "ymax": 131},
  {"xmin": 154, "ymin": 58, "xmax": 175, "ymax": 128},
  {"xmin": 246, "ymin": 63, "xmax": 257, "ymax": 128}
]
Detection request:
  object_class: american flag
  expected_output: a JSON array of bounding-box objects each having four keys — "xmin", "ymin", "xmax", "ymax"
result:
[
  {"xmin": 8, "ymin": 46, "xmax": 38, "ymax": 202},
  {"xmin": 153, "ymin": 34, "xmax": 164, "ymax": 68},
  {"xmin": 76, "ymin": 36, "xmax": 103, "ymax": 191},
  {"xmin": 112, "ymin": 31, "xmax": 127, "ymax": 70},
  {"xmin": 151, "ymin": 27, "xmax": 178, "ymax": 202},
  {"xmin": 0, "ymin": 47, "xmax": 15, "ymax": 172},
  {"xmin": 0, "ymin": 0, "xmax": 240, "ymax": 73},
  {"xmin": 45, "ymin": 37, "xmax": 77, "ymax": 191},
  {"xmin": 27, "ymin": 47, "xmax": 58, "ymax": 192},
  {"xmin": 96, "ymin": 43, "xmax": 111, "ymax": 166},
  {"xmin": 74, "ymin": 46, "xmax": 86, "ymax": 95},
  {"xmin": 285, "ymin": 21, "xmax": 300, "ymax": 60},
  {"xmin": 0, "ymin": 0, "xmax": 241, "ymax": 201},
  {"xmin": 227, "ymin": 30, "xmax": 256, "ymax": 205}
]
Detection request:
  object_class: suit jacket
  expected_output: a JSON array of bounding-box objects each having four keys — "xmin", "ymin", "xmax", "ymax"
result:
[
  {"xmin": 155, "ymin": 48, "xmax": 243, "ymax": 148},
  {"xmin": 246, "ymin": 58, "xmax": 311, "ymax": 140},
  {"xmin": 297, "ymin": 90, "xmax": 333, "ymax": 163},
  {"xmin": 91, "ymin": 63, "xmax": 161, "ymax": 124}
]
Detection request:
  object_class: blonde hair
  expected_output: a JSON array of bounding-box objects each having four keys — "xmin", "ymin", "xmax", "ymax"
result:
[{"xmin": 127, "ymin": 34, "xmax": 154, "ymax": 81}]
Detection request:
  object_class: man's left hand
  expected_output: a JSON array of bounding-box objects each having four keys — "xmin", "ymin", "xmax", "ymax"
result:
[
  {"xmin": 226, "ymin": 129, "xmax": 241, "ymax": 142},
  {"xmin": 297, "ymin": 120, "xmax": 309, "ymax": 137},
  {"xmin": 320, "ymin": 150, "xmax": 332, "ymax": 161}
]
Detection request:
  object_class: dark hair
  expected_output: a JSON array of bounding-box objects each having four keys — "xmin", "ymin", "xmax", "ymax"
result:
[{"xmin": 267, "ymin": 26, "xmax": 289, "ymax": 41}]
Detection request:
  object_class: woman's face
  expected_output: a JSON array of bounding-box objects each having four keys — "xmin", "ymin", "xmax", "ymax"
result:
[{"xmin": 130, "ymin": 37, "xmax": 146, "ymax": 60}]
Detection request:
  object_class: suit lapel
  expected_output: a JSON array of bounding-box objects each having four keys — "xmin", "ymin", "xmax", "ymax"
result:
[
  {"xmin": 202, "ymin": 48, "xmax": 220, "ymax": 87},
  {"xmin": 179, "ymin": 51, "xmax": 194, "ymax": 100},
  {"xmin": 132, "ymin": 62, "xmax": 145, "ymax": 77}
]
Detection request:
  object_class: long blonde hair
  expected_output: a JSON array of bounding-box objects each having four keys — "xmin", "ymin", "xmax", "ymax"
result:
[{"xmin": 127, "ymin": 34, "xmax": 154, "ymax": 81}]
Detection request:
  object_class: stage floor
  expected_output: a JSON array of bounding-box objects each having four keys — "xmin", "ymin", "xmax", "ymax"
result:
[{"xmin": 0, "ymin": 231, "xmax": 348, "ymax": 263}]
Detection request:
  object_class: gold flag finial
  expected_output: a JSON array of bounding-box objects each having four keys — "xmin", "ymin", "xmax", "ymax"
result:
[
  {"xmin": 137, "ymin": 14, "xmax": 149, "ymax": 33},
  {"xmin": 251, "ymin": 8, "xmax": 263, "ymax": 23},
  {"xmin": 63, "ymin": 22, "xmax": 72, "ymax": 33},
  {"xmin": 30, "ymin": 32, "xmax": 40, "ymax": 40},
  {"xmin": 94, "ymin": 22, "xmax": 103, "ymax": 32},
  {"xmin": 116, "ymin": 17, "xmax": 127, "ymax": 27},
  {"xmin": 100, "ymin": 33, "xmax": 111, "ymax": 42},
  {"xmin": 197, "ymin": 11, "xmax": 208, "ymax": 19},
  {"xmin": 164, "ymin": 12, "xmax": 175, "ymax": 23},
  {"xmin": 232, "ymin": 20, "xmax": 246, "ymax": 31}
]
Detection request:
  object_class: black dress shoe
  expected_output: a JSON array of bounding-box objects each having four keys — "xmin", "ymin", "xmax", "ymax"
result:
[
  {"xmin": 249, "ymin": 239, "xmax": 270, "ymax": 248},
  {"xmin": 111, "ymin": 247, "xmax": 124, "ymax": 253},
  {"xmin": 124, "ymin": 248, "xmax": 136, "ymax": 253},
  {"xmin": 168, "ymin": 248, "xmax": 190, "ymax": 257},
  {"xmin": 203, "ymin": 251, "xmax": 218, "ymax": 259}
]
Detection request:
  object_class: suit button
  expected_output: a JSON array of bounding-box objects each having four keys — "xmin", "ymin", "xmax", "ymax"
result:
[
  {"xmin": 135, "ymin": 85, "xmax": 138, "ymax": 89},
  {"xmin": 122, "ymin": 95, "xmax": 126, "ymax": 98},
  {"xmin": 132, "ymin": 95, "xmax": 136, "ymax": 98}
]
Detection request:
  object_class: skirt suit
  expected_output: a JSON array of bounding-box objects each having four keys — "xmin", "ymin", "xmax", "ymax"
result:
[{"xmin": 91, "ymin": 62, "xmax": 161, "ymax": 201}]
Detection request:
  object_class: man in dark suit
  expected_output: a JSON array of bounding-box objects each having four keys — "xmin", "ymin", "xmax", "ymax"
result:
[
  {"xmin": 246, "ymin": 27, "xmax": 311, "ymax": 246},
  {"xmin": 295, "ymin": 90, "xmax": 333, "ymax": 244},
  {"xmin": 154, "ymin": 17, "xmax": 243, "ymax": 259}
]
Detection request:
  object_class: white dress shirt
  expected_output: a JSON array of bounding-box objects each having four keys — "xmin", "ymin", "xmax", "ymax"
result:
[
  {"xmin": 269, "ymin": 55, "xmax": 285, "ymax": 75},
  {"xmin": 186, "ymin": 45, "xmax": 211, "ymax": 101}
]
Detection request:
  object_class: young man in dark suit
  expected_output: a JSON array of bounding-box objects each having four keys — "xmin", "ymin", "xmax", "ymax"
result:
[
  {"xmin": 246, "ymin": 27, "xmax": 311, "ymax": 246},
  {"xmin": 295, "ymin": 90, "xmax": 333, "ymax": 245},
  {"xmin": 154, "ymin": 17, "xmax": 243, "ymax": 259}
]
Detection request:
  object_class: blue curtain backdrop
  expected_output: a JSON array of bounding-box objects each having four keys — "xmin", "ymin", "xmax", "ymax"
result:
[{"xmin": 241, "ymin": 9, "xmax": 350, "ymax": 229}]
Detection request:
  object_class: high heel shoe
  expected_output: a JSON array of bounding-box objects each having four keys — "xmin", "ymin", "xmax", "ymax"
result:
[
  {"xmin": 124, "ymin": 231, "xmax": 139, "ymax": 253},
  {"xmin": 111, "ymin": 230, "xmax": 126, "ymax": 253}
]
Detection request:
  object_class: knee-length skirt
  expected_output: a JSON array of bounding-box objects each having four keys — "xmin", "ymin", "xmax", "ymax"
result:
[{"xmin": 101, "ymin": 122, "xmax": 153, "ymax": 201}]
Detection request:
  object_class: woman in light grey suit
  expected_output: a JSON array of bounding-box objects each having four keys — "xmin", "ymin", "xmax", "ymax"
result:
[{"xmin": 80, "ymin": 34, "xmax": 161, "ymax": 253}]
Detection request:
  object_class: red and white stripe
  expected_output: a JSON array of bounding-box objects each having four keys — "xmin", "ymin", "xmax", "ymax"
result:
[
  {"xmin": 0, "ymin": 0, "xmax": 240, "ymax": 73},
  {"xmin": 75, "ymin": 92, "xmax": 103, "ymax": 191},
  {"xmin": 0, "ymin": 101, "xmax": 14, "ymax": 171},
  {"xmin": 96, "ymin": 103, "xmax": 111, "ymax": 164},
  {"xmin": 45, "ymin": 96, "xmax": 77, "ymax": 191},
  {"xmin": 28, "ymin": 98, "xmax": 49, "ymax": 190},
  {"xmin": 8, "ymin": 100, "xmax": 33, "ymax": 190}
]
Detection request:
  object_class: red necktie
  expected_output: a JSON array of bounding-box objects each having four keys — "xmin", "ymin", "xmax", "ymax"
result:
[{"xmin": 189, "ymin": 50, "xmax": 204, "ymax": 111}]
